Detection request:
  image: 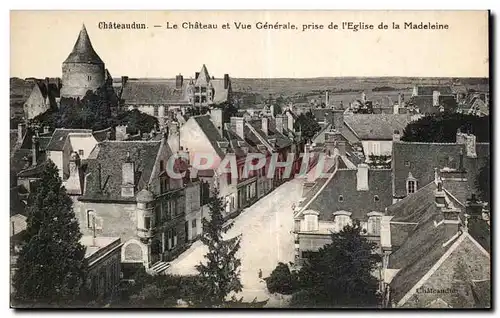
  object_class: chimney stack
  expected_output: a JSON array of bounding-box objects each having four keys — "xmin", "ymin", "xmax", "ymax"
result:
[
  {"xmin": 121, "ymin": 152, "xmax": 135, "ymax": 197},
  {"xmin": 31, "ymin": 135, "xmax": 39, "ymax": 166},
  {"xmin": 175, "ymin": 74, "xmax": 184, "ymax": 89},
  {"xmin": 432, "ymin": 90, "xmax": 441, "ymax": 107},
  {"xmin": 195, "ymin": 72, "xmax": 200, "ymax": 80},
  {"xmin": 209, "ymin": 108, "xmax": 224, "ymax": 136},
  {"xmin": 17, "ymin": 123, "xmax": 27, "ymax": 144},
  {"xmin": 286, "ymin": 110, "xmax": 295, "ymax": 132},
  {"xmin": 337, "ymin": 141, "xmax": 347, "ymax": 157},
  {"xmin": 262, "ymin": 117, "xmax": 269, "ymax": 136},
  {"xmin": 121, "ymin": 76, "xmax": 129, "ymax": 86},
  {"xmin": 43, "ymin": 126, "xmax": 50, "ymax": 135},
  {"xmin": 275, "ymin": 115, "xmax": 284, "ymax": 134},
  {"xmin": 465, "ymin": 194, "xmax": 484, "ymax": 219},
  {"xmin": 356, "ymin": 164, "xmax": 369, "ymax": 191},
  {"xmin": 65, "ymin": 152, "xmax": 83, "ymax": 195},
  {"xmin": 434, "ymin": 179, "xmax": 446, "ymax": 207},
  {"xmin": 393, "ymin": 129, "xmax": 401, "ymax": 142},
  {"xmin": 224, "ymin": 74, "xmax": 230, "ymax": 89},
  {"xmin": 230, "ymin": 117, "xmax": 245, "ymax": 140},
  {"xmin": 325, "ymin": 90, "xmax": 329, "ymax": 107}
]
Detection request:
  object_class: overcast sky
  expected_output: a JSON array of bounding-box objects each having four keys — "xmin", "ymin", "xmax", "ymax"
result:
[{"xmin": 11, "ymin": 10, "xmax": 489, "ymax": 79}]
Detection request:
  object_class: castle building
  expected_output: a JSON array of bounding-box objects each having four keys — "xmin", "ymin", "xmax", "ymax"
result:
[{"xmin": 60, "ymin": 24, "xmax": 106, "ymax": 99}]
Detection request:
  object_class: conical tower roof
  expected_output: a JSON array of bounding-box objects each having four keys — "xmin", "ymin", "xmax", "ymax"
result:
[{"xmin": 63, "ymin": 24, "xmax": 104, "ymax": 65}]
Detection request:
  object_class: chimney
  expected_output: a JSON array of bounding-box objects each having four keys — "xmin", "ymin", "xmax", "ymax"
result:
[
  {"xmin": 337, "ymin": 141, "xmax": 347, "ymax": 157},
  {"xmin": 209, "ymin": 108, "xmax": 224, "ymax": 136},
  {"xmin": 398, "ymin": 93, "xmax": 402, "ymax": 108},
  {"xmin": 121, "ymin": 152, "xmax": 135, "ymax": 197},
  {"xmin": 393, "ymin": 129, "xmax": 401, "ymax": 142},
  {"xmin": 465, "ymin": 134, "xmax": 477, "ymax": 158},
  {"xmin": 281, "ymin": 115, "xmax": 288, "ymax": 134},
  {"xmin": 434, "ymin": 179, "xmax": 446, "ymax": 207},
  {"xmin": 325, "ymin": 90, "xmax": 329, "ymax": 107},
  {"xmin": 195, "ymin": 72, "xmax": 200, "ymax": 80},
  {"xmin": 44, "ymin": 77, "xmax": 50, "ymax": 93},
  {"xmin": 458, "ymin": 148, "xmax": 464, "ymax": 171},
  {"xmin": 97, "ymin": 163, "xmax": 102, "ymax": 192},
  {"xmin": 286, "ymin": 111, "xmax": 295, "ymax": 132},
  {"xmin": 175, "ymin": 74, "xmax": 183, "ymax": 89},
  {"xmin": 332, "ymin": 110, "xmax": 344, "ymax": 131},
  {"xmin": 43, "ymin": 126, "xmax": 50, "ymax": 134},
  {"xmin": 31, "ymin": 135, "xmax": 39, "ymax": 166},
  {"xmin": 357, "ymin": 164, "xmax": 369, "ymax": 191},
  {"xmin": 17, "ymin": 123, "xmax": 26, "ymax": 144},
  {"xmin": 262, "ymin": 117, "xmax": 269, "ymax": 136},
  {"xmin": 275, "ymin": 115, "xmax": 284, "ymax": 134},
  {"xmin": 270, "ymin": 105, "xmax": 275, "ymax": 118},
  {"xmin": 230, "ymin": 117, "xmax": 245, "ymax": 140},
  {"xmin": 65, "ymin": 152, "xmax": 83, "ymax": 195},
  {"xmin": 115, "ymin": 125, "xmax": 128, "ymax": 141},
  {"xmin": 485, "ymin": 93, "xmax": 489, "ymax": 106},
  {"xmin": 121, "ymin": 76, "xmax": 129, "ymax": 86},
  {"xmin": 456, "ymin": 129, "xmax": 466, "ymax": 144},
  {"xmin": 224, "ymin": 74, "xmax": 230, "ymax": 89},
  {"xmin": 324, "ymin": 131, "xmax": 339, "ymax": 156},
  {"xmin": 361, "ymin": 92, "xmax": 367, "ymax": 103},
  {"xmin": 432, "ymin": 90, "xmax": 440, "ymax": 107}
]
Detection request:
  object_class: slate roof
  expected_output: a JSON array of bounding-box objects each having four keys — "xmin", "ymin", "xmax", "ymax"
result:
[
  {"xmin": 64, "ymin": 25, "xmax": 104, "ymax": 65},
  {"xmin": 223, "ymin": 124, "xmax": 258, "ymax": 158},
  {"xmin": 121, "ymin": 79, "xmax": 190, "ymax": 105},
  {"xmin": 46, "ymin": 128, "xmax": 92, "ymax": 151},
  {"xmin": 343, "ymin": 114, "xmax": 412, "ymax": 140},
  {"xmin": 392, "ymin": 141, "xmax": 490, "ymax": 198},
  {"xmin": 471, "ymin": 280, "xmax": 491, "ymax": 308},
  {"xmin": 79, "ymin": 141, "xmax": 162, "ymax": 202},
  {"xmin": 192, "ymin": 115, "xmax": 227, "ymax": 158},
  {"xmin": 10, "ymin": 130, "xmax": 18, "ymax": 154},
  {"xmin": 304, "ymin": 167, "xmax": 392, "ymax": 221},
  {"xmin": 247, "ymin": 118, "xmax": 293, "ymax": 150}
]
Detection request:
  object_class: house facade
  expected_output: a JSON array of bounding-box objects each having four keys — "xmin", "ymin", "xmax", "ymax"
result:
[{"xmin": 75, "ymin": 137, "xmax": 187, "ymax": 272}]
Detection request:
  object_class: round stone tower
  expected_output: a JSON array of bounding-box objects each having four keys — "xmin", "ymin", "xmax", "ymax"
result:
[{"xmin": 60, "ymin": 24, "xmax": 105, "ymax": 99}]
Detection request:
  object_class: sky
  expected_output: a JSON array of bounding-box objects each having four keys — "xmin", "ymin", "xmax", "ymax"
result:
[{"xmin": 10, "ymin": 10, "xmax": 489, "ymax": 79}]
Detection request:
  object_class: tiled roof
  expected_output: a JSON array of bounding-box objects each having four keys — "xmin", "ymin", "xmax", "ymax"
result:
[
  {"xmin": 121, "ymin": 79, "xmax": 190, "ymax": 105},
  {"xmin": 415, "ymin": 85, "xmax": 453, "ymax": 96},
  {"xmin": 305, "ymin": 168, "xmax": 392, "ymax": 221},
  {"xmin": 64, "ymin": 25, "xmax": 104, "ymax": 65},
  {"xmin": 343, "ymin": 114, "xmax": 412, "ymax": 140},
  {"xmin": 392, "ymin": 141, "xmax": 490, "ymax": 198},
  {"xmin": 79, "ymin": 141, "xmax": 162, "ymax": 202},
  {"xmin": 46, "ymin": 128, "xmax": 92, "ymax": 151},
  {"xmin": 192, "ymin": 115, "xmax": 227, "ymax": 158}
]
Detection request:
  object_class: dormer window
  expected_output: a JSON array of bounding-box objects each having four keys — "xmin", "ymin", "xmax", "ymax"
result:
[
  {"xmin": 367, "ymin": 212, "xmax": 383, "ymax": 236},
  {"xmin": 333, "ymin": 211, "xmax": 352, "ymax": 232},
  {"xmin": 338, "ymin": 195, "xmax": 344, "ymax": 202},
  {"xmin": 303, "ymin": 210, "xmax": 319, "ymax": 232},
  {"xmin": 406, "ymin": 172, "xmax": 418, "ymax": 195},
  {"xmin": 374, "ymin": 195, "xmax": 380, "ymax": 202},
  {"xmin": 404, "ymin": 161, "xmax": 410, "ymax": 167}
]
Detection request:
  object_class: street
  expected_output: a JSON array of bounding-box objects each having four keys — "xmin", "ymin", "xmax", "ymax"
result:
[{"xmin": 166, "ymin": 178, "xmax": 304, "ymax": 305}]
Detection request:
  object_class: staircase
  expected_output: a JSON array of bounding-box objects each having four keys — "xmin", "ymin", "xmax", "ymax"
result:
[{"xmin": 150, "ymin": 261, "xmax": 171, "ymax": 275}]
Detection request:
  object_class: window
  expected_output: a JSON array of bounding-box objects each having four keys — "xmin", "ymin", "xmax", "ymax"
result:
[
  {"xmin": 407, "ymin": 180, "xmax": 417, "ymax": 194},
  {"xmin": 87, "ymin": 210, "xmax": 96, "ymax": 228},
  {"xmin": 192, "ymin": 219, "xmax": 197, "ymax": 229},
  {"xmin": 88, "ymin": 75, "xmax": 92, "ymax": 81},
  {"xmin": 195, "ymin": 87, "xmax": 200, "ymax": 93},
  {"xmin": 144, "ymin": 216, "xmax": 151, "ymax": 230},
  {"xmin": 335, "ymin": 214, "xmax": 351, "ymax": 231},
  {"xmin": 195, "ymin": 96, "xmax": 200, "ymax": 103},
  {"xmin": 374, "ymin": 195, "xmax": 380, "ymax": 202},
  {"xmin": 338, "ymin": 195, "xmax": 344, "ymax": 202},
  {"xmin": 368, "ymin": 216, "xmax": 382, "ymax": 236},
  {"xmin": 201, "ymin": 96, "xmax": 207, "ymax": 103},
  {"xmin": 404, "ymin": 161, "xmax": 411, "ymax": 167},
  {"xmin": 160, "ymin": 160, "xmax": 165, "ymax": 172},
  {"xmin": 78, "ymin": 149, "xmax": 84, "ymax": 157},
  {"xmin": 201, "ymin": 86, "xmax": 207, "ymax": 93},
  {"xmin": 160, "ymin": 177, "xmax": 170, "ymax": 193}
]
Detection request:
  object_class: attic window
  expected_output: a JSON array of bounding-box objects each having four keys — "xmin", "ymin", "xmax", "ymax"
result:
[
  {"xmin": 374, "ymin": 195, "xmax": 380, "ymax": 202},
  {"xmin": 338, "ymin": 195, "xmax": 344, "ymax": 202},
  {"xmin": 404, "ymin": 161, "xmax": 410, "ymax": 167}
]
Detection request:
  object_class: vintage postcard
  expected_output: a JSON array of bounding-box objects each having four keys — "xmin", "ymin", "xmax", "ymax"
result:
[{"xmin": 9, "ymin": 10, "xmax": 490, "ymax": 309}]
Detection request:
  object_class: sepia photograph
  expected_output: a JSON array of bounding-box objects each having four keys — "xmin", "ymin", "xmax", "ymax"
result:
[{"xmin": 9, "ymin": 10, "xmax": 490, "ymax": 309}]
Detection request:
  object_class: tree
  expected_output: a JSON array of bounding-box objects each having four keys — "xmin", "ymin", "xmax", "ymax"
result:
[
  {"xmin": 291, "ymin": 222, "xmax": 381, "ymax": 308},
  {"xmin": 475, "ymin": 162, "xmax": 490, "ymax": 203},
  {"xmin": 266, "ymin": 262, "xmax": 298, "ymax": 295},
  {"xmin": 402, "ymin": 113, "xmax": 489, "ymax": 143},
  {"xmin": 195, "ymin": 187, "xmax": 243, "ymax": 307},
  {"xmin": 294, "ymin": 111, "xmax": 321, "ymax": 142},
  {"xmin": 114, "ymin": 109, "xmax": 159, "ymax": 135},
  {"xmin": 13, "ymin": 160, "xmax": 87, "ymax": 306}
]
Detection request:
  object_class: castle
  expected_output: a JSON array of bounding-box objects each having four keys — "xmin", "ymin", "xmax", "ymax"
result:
[{"xmin": 60, "ymin": 24, "xmax": 107, "ymax": 99}]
